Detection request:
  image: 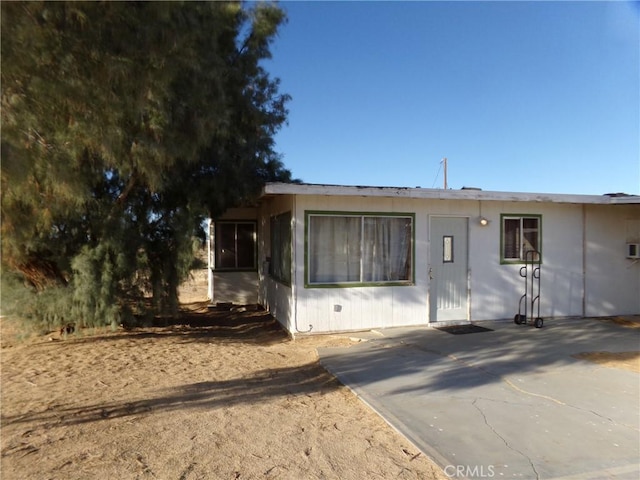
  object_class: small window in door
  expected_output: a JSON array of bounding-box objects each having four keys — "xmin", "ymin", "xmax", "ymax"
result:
[{"xmin": 443, "ymin": 235, "xmax": 454, "ymax": 263}]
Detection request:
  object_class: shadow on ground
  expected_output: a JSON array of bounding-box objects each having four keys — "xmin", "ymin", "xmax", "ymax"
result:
[
  {"xmin": 46, "ymin": 302, "xmax": 290, "ymax": 347},
  {"xmin": 319, "ymin": 316, "xmax": 640, "ymax": 396},
  {"xmin": 2, "ymin": 362, "xmax": 339, "ymax": 429},
  {"xmin": 1, "ymin": 303, "xmax": 342, "ymax": 430}
]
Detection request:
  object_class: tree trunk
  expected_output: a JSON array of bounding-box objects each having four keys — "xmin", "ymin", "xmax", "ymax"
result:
[{"xmin": 13, "ymin": 256, "xmax": 68, "ymax": 291}]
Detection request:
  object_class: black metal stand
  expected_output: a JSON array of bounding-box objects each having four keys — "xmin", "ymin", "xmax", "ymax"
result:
[{"xmin": 514, "ymin": 250, "xmax": 543, "ymax": 328}]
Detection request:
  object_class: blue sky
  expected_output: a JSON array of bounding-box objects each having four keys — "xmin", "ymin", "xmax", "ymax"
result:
[{"xmin": 267, "ymin": 1, "xmax": 639, "ymax": 195}]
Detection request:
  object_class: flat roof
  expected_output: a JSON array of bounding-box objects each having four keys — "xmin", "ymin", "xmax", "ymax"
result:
[{"xmin": 262, "ymin": 183, "xmax": 640, "ymax": 205}]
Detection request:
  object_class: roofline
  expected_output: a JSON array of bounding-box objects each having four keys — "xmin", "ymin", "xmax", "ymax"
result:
[{"xmin": 261, "ymin": 183, "xmax": 640, "ymax": 205}]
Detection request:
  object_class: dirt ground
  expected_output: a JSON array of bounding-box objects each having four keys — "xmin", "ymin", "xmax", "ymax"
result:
[
  {"xmin": 0, "ymin": 269, "xmax": 447, "ymax": 480},
  {"xmin": 2, "ymin": 269, "xmax": 637, "ymax": 479},
  {"xmin": 570, "ymin": 316, "xmax": 640, "ymax": 373}
]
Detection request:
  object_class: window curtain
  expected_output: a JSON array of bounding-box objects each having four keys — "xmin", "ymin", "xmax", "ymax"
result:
[
  {"xmin": 309, "ymin": 216, "xmax": 361, "ymax": 283},
  {"xmin": 309, "ymin": 215, "xmax": 411, "ymax": 284},
  {"xmin": 362, "ymin": 217, "xmax": 411, "ymax": 281}
]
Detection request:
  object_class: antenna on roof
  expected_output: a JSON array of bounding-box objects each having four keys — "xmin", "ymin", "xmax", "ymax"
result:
[
  {"xmin": 431, "ymin": 157, "xmax": 449, "ymax": 189},
  {"xmin": 443, "ymin": 157, "xmax": 448, "ymax": 189}
]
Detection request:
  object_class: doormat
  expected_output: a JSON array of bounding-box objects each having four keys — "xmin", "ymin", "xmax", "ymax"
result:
[{"xmin": 436, "ymin": 324, "xmax": 494, "ymax": 335}]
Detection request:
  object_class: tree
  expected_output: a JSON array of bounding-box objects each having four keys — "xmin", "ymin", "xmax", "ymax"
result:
[{"xmin": 1, "ymin": 1, "xmax": 293, "ymax": 328}]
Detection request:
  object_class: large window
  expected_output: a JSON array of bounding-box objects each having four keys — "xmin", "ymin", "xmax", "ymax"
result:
[
  {"xmin": 306, "ymin": 212, "xmax": 414, "ymax": 286},
  {"xmin": 501, "ymin": 215, "xmax": 541, "ymax": 263},
  {"xmin": 215, "ymin": 221, "xmax": 256, "ymax": 270},
  {"xmin": 270, "ymin": 212, "xmax": 292, "ymax": 285}
]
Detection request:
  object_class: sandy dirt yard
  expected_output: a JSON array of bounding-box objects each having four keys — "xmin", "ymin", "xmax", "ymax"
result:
[
  {"xmin": 3, "ymin": 268, "xmax": 637, "ymax": 480},
  {"xmin": 1, "ymin": 270, "xmax": 447, "ymax": 480}
]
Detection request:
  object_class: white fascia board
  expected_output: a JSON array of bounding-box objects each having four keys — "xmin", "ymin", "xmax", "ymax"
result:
[
  {"xmin": 609, "ymin": 196, "xmax": 640, "ymax": 204},
  {"xmin": 261, "ymin": 183, "xmax": 638, "ymax": 205}
]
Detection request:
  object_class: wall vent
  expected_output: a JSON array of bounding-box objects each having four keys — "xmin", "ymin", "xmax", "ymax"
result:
[{"xmin": 626, "ymin": 243, "xmax": 640, "ymax": 259}]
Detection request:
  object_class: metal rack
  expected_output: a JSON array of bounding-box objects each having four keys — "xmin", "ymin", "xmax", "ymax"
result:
[{"xmin": 514, "ymin": 249, "xmax": 543, "ymax": 328}]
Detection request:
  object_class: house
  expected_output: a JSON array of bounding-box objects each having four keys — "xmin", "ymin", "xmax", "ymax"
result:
[{"xmin": 208, "ymin": 183, "xmax": 640, "ymax": 335}]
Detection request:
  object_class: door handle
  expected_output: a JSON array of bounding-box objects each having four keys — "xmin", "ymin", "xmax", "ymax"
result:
[{"xmin": 428, "ymin": 267, "xmax": 433, "ymax": 280}]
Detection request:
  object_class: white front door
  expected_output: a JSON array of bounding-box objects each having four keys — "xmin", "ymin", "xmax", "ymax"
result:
[{"xmin": 429, "ymin": 217, "xmax": 469, "ymax": 322}]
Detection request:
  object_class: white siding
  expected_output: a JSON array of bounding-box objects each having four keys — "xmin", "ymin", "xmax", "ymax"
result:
[
  {"xmin": 468, "ymin": 201, "xmax": 586, "ymax": 321},
  {"xmin": 292, "ymin": 195, "xmax": 429, "ymax": 333},
  {"xmin": 584, "ymin": 204, "xmax": 640, "ymax": 316},
  {"xmin": 211, "ymin": 271, "xmax": 258, "ymax": 304},
  {"xmin": 258, "ymin": 196, "xmax": 295, "ymax": 332},
  {"xmin": 257, "ymin": 192, "xmax": 639, "ymax": 334}
]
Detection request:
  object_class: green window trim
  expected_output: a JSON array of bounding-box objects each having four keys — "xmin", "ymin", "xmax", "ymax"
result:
[
  {"xmin": 304, "ymin": 211, "xmax": 416, "ymax": 288},
  {"xmin": 500, "ymin": 214, "xmax": 542, "ymax": 264}
]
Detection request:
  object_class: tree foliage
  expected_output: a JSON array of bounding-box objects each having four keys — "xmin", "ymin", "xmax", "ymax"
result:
[{"xmin": 1, "ymin": 1, "xmax": 293, "ymax": 328}]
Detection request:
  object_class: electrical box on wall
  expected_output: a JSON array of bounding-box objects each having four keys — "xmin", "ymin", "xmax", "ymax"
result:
[{"xmin": 626, "ymin": 243, "xmax": 640, "ymax": 259}]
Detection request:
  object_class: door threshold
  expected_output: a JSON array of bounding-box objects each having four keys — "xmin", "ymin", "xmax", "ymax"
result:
[{"xmin": 429, "ymin": 320, "xmax": 471, "ymax": 328}]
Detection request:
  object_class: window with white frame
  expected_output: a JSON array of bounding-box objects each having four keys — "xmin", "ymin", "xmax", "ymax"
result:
[
  {"xmin": 306, "ymin": 212, "xmax": 413, "ymax": 286},
  {"xmin": 270, "ymin": 212, "xmax": 292, "ymax": 284},
  {"xmin": 501, "ymin": 215, "xmax": 541, "ymax": 263},
  {"xmin": 215, "ymin": 221, "xmax": 256, "ymax": 270}
]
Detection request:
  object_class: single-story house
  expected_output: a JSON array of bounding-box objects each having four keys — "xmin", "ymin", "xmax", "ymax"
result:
[{"xmin": 208, "ymin": 183, "xmax": 640, "ymax": 335}]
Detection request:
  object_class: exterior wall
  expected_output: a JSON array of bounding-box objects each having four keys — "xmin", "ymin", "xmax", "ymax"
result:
[
  {"xmin": 584, "ymin": 204, "xmax": 640, "ymax": 316},
  {"xmin": 468, "ymin": 201, "xmax": 586, "ymax": 321},
  {"xmin": 257, "ymin": 195, "xmax": 295, "ymax": 332},
  {"xmin": 208, "ymin": 207, "xmax": 258, "ymax": 304},
  {"xmin": 257, "ymin": 193, "xmax": 639, "ymax": 334},
  {"xmin": 292, "ymin": 195, "xmax": 429, "ymax": 333},
  {"xmin": 211, "ymin": 271, "xmax": 258, "ymax": 304}
]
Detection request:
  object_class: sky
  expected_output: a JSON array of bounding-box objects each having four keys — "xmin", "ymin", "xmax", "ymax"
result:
[{"xmin": 266, "ymin": 1, "xmax": 640, "ymax": 195}]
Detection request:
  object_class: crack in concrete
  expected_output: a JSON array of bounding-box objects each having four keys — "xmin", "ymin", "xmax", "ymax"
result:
[
  {"xmin": 404, "ymin": 340, "xmax": 639, "ymax": 432},
  {"xmin": 500, "ymin": 379, "xmax": 640, "ymax": 433},
  {"xmin": 472, "ymin": 398, "xmax": 540, "ymax": 480}
]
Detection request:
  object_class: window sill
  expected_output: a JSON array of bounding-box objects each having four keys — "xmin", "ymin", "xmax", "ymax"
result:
[
  {"xmin": 305, "ymin": 281, "xmax": 414, "ymax": 289},
  {"xmin": 213, "ymin": 268, "xmax": 258, "ymax": 272},
  {"xmin": 500, "ymin": 259, "xmax": 543, "ymax": 265}
]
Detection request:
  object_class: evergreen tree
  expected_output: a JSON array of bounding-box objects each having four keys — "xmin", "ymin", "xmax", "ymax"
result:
[{"xmin": 1, "ymin": 1, "xmax": 293, "ymax": 328}]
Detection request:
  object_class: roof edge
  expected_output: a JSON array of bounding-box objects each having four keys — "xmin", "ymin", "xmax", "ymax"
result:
[{"xmin": 262, "ymin": 183, "xmax": 640, "ymax": 205}]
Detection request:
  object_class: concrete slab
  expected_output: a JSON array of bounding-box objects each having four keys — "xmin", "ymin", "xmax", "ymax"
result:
[{"xmin": 318, "ymin": 318, "xmax": 640, "ymax": 480}]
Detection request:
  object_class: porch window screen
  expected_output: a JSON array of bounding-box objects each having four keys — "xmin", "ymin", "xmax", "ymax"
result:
[
  {"xmin": 307, "ymin": 213, "xmax": 413, "ymax": 285},
  {"xmin": 270, "ymin": 212, "xmax": 292, "ymax": 284},
  {"xmin": 502, "ymin": 215, "xmax": 541, "ymax": 262},
  {"xmin": 215, "ymin": 222, "xmax": 256, "ymax": 270}
]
